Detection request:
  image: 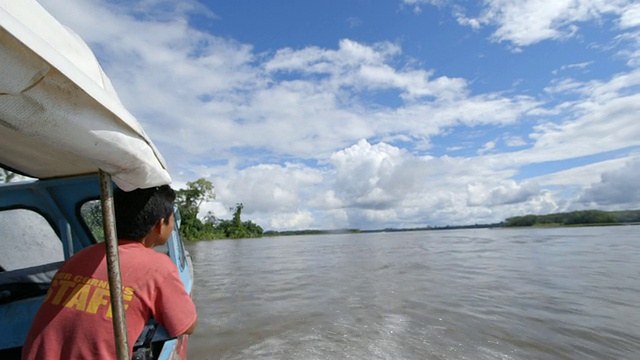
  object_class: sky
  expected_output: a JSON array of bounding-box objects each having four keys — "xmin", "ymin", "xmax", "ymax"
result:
[{"xmin": 38, "ymin": 0, "xmax": 640, "ymax": 231}]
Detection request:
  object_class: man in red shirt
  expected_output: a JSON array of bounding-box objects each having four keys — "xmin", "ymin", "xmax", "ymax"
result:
[{"xmin": 22, "ymin": 185, "xmax": 197, "ymax": 359}]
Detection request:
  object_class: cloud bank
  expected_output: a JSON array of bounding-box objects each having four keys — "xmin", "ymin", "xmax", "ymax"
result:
[{"xmin": 39, "ymin": 0, "xmax": 640, "ymax": 230}]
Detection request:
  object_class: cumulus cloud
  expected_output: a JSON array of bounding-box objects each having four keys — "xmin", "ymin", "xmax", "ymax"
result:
[
  {"xmin": 467, "ymin": 180, "xmax": 539, "ymax": 206},
  {"xmin": 320, "ymin": 139, "xmax": 558, "ymax": 228},
  {"xmin": 270, "ymin": 211, "xmax": 316, "ymax": 229},
  {"xmin": 578, "ymin": 157, "xmax": 640, "ymax": 207},
  {"xmin": 214, "ymin": 163, "xmax": 324, "ymax": 214},
  {"xmin": 329, "ymin": 139, "xmax": 431, "ymax": 209}
]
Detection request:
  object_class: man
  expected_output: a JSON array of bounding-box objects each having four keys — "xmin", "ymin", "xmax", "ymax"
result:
[{"xmin": 23, "ymin": 185, "xmax": 197, "ymax": 359}]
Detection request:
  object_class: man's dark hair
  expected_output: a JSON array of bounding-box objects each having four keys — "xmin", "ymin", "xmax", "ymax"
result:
[{"xmin": 114, "ymin": 185, "xmax": 176, "ymax": 240}]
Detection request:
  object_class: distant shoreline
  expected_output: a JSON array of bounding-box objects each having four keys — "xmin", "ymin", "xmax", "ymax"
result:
[{"xmin": 262, "ymin": 209, "xmax": 640, "ymax": 237}]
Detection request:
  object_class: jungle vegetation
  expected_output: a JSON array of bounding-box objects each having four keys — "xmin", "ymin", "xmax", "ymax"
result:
[
  {"xmin": 504, "ymin": 209, "xmax": 640, "ymax": 227},
  {"xmin": 175, "ymin": 179, "xmax": 263, "ymax": 241}
]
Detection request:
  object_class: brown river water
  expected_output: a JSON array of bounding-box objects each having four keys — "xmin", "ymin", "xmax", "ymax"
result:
[{"xmin": 186, "ymin": 226, "xmax": 640, "ymax": 359}]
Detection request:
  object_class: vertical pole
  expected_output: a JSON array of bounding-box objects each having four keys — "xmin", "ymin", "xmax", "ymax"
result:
[{"xmin": 99, "ymin": 170, "xmax": 130, "ymax": 360}]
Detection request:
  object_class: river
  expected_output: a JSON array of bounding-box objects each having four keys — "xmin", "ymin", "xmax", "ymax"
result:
[{"xmin": 185, "ymin": 226, "xmax": 640, "ymax": 359}]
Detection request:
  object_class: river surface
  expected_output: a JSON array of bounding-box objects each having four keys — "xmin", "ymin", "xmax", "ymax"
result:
[{"xmin": 185, "ymin": 226, "xmax": 640, "ymax": 359}]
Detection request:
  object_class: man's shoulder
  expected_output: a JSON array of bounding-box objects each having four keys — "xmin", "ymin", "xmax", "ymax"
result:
[
  {"xmin": 127, "ymin": 247, "xmax": 175, "ymax": 268},
  {"xmin": 61, "ymin": 243, "xmax": 104, "ymax": 266}
]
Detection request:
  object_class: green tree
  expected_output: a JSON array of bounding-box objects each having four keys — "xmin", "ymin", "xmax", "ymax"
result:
[
  {"xmin": 243, "ymin": 220, "xmax": 264, "ymax": 237},
  {"xmin": 505, "ymin": 214, "xmax": 537, "ymax": 227},
  {"xmin": 505, "ymin": 210, "xmax": 619, "ymax": 227},
  {"xmin": 563, "ymin": 210, "xmax": 616, "ymax": 225},
  {"xmin": 173, "ymin": 178, "xmax": 263, "ymax": 241},
  {"xmin": 175, "ymin": 179, "xmax": 215, "ymax": 240},
  {"xmin": 216, "ymin": 203, "xmax": 263, "ymax": 239},
  {"xmin": 226, "ymin": 203, "xmax": 250, "ymax": 239},
  {"xmin": 175, "ymin": 179, "xmax": 215, "ymax": 217}
]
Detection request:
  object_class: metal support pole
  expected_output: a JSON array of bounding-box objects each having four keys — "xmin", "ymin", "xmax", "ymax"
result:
[{"xmin": 99, "ymin": 170, "xmax": 130, "ymax": 360}]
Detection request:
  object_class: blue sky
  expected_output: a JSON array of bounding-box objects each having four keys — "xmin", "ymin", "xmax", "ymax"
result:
[{"xmin": 40, "ymin": 0, "xmax": 640, "ymax": 230}]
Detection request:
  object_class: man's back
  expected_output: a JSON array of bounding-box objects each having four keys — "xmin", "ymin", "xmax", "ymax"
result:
[{"xmin": 22, "ymin": 240, "xmax": 196, "ymax": 359}]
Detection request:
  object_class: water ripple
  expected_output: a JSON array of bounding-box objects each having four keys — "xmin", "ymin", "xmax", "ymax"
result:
[{"xmin": 188, "ymin": 226, "xmax": 640, "ymax": 360}]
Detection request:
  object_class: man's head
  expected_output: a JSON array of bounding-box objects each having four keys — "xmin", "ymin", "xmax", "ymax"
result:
[{"xmin": 114, "ymin": 184, "xmax": 176, "ymax": 241}]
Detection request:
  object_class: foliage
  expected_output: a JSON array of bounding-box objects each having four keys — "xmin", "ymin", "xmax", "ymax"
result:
[
  {"xmin": 175, "ymin": 179, "xmax": 215, "ymax": 219},
  {"xmin": 608, "ymin": 210, "xmax": 640, "ymax": 223},
  {"xmin": 175, "ymin": 179, "xmax": 263, "ymax": 241},
  {"xmin": 505, "ymin": 210, "xmax": 623, "ymax": 227},
  {"xmin": 175, "ymin": 179, "xmax": 216, "ymax": 241},
  {"xmin": 211, "ymin": 204, "xmax": 263, "ymax": 239},
  {"xmin": 80, "ymin": 200, "xmax": 104, "ymax": 242}
]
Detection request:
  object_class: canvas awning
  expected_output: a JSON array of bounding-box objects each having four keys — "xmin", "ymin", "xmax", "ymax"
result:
[{"xmin": 0, "ymin": 0, "xmax": 171, "ymax": 190}]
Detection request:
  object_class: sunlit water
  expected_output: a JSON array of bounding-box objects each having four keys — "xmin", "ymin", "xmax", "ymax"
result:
[{"xmin": 186, "ymin": 226, "xmax": 640, "ymax": 359}]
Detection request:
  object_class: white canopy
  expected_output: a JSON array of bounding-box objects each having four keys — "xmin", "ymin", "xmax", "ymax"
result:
[{"xmin": 0, "ymin": 0, "xmax": 171, "ymax": 191}]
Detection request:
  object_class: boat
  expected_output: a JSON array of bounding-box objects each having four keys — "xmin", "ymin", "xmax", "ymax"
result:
[{"xmin": 0, "ymin": 1, "xmax": 194, "ymax": 359}]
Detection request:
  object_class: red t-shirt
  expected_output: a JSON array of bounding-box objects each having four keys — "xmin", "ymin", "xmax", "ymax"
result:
[{"xmin": 22, "ymin": 240, "xmax": 197, "ymax": 359}]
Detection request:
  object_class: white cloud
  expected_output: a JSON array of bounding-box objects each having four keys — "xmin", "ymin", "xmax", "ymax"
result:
[
  {"xmin": 467, "ymin": 180, "xmax": 539, "ymax": 206},
  {"xmin": 265, "ymin": 39, "xmax": 467, "ymax": 101},
  {"xmin": 408, "ymin": 0, "xmax": 635, "ymax": 49},
  {"xmin": 535, "ymin": 76, "xmax": 640, "ymax": 154},
  {"xmin": 463, "ymin": 0, "xmax": 629, "ymax": 47},
  {"xmin": 478, "ymin": 140, "xmax": 496, "ymax": 154},
  {"xmin": 502, "ymin": 190, "xmax": 560, "ymax": 217},
  {"xmin": 270, "ymin": 211, "xmax": 316, "ymax": 229},
  {"xmin": 318, "ymin": 140, "xmax": 557, "ymax": 227},
  {"xmin": 618, "ymin": 3, "xmax": 640, "ymax": 29},
  {"xmin": 533, "ymin": 156, "xmax": 631, "ymax": 187},
  {"xmin": 504, "ymin": 135, "xmax": 527, "ymax": 147},
  {"xmin": 37, "ymin": 0, "xmax": 540, "ymax": 167},
  {"xmin": 551, "ymin": 61, "xmax": 593, "ymax": 75},
  {"xmin": 329, "ymin": 139, "xmax": 432, "ymax": 210},
  {"xmin": 578, "ymin": 156, "xmax": 640, "ymax": 207},
  {"xmin": 265, "ymin": 39, "xmax": 401, "ymax": 73},
  {"xmin": 215, "ymin": 163, "xmax": 324, "ymax": 214}
]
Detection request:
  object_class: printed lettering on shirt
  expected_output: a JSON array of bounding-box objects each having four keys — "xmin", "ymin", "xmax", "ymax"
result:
[{"xmin": 44, "ymin": 271, "xmax": 135, "ymax": 318}]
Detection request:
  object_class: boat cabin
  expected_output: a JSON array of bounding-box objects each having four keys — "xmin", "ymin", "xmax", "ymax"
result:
[
  {"xmin": 0, "ymin": 175, "xmax": 194, "ymax": 359},
  {"xmin": 0, "ymin": 1, "xmax": 194, "ymax": 359}
]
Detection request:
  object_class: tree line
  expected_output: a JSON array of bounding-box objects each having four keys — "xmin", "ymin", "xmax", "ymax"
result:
[{"xmin": 504, "ymin": 209, "xmax": 640, "ymax": 227}]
